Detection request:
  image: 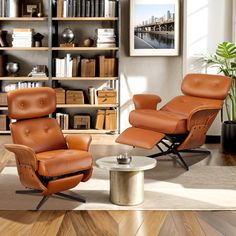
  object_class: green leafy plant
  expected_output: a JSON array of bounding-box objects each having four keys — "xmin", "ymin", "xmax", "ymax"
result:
[{"xmin": 207, "ymin": 42, "xmax": 236, "ymax": 121}]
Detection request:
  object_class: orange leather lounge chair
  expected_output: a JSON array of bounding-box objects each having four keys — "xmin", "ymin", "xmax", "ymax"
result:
[
  {"xmin": 116, "ymin": 74, "xmax": 232, "ymax": 170},
  {"xmin": 4, "ymin": 87, "xmax": 93, "ymax": 210}
]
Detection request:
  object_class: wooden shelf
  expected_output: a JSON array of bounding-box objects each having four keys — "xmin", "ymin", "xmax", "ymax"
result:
[
  {"xmin": 0, "ymin": 17, "xmax": 47, "ymax": 21},
  {"xmin": 62, "ymin": 129, "xmax": 117, "ymax": 134},
  {"xmin": 52, "ymin": 47, "xmax": 118, "ymax": 51},
  {"xmin": 0, "ymin": 47, "xmax": 49, "ymax": 51},
  {"xmin": 0, "ymin": 130, "xmax": 10, "ymax": 134},
  {"xmin": 52, "ymin": 77, "xmax": 118, "ymax": 81},
  {"xmin": 52, "ymin": 17, "xmax": 118, "ymax": 21},
  {"xmin": 0, "ymin": 107, "xmax": 8, "ymax": 110},
  {"xmin": 57, "ymin": 104, "xmax": 118, "ymax": 108},
  {"xmin": 0, "ymin": 77, "xmax": 48, "ymax": 81}
]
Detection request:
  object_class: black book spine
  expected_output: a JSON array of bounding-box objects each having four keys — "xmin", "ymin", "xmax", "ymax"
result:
[
  {"xmin": 77, "ymin": 0, "xmax": 81, "ymax": 17},
  {"xmin": 90, "ymin": 0, "xmax": 94, "ymax": 17},
  {"xmin": 69, "ymin": 0, "xmax": 73, "ymax": 17},
  {"xmin": 99, "ymin": 0, "xmax": 104, "ymax": 17},
  {"xmin": 73, "ymin": 0, "xmax": 77, "ymax": 16},
  {"xmin": 81, "ymin": 0, "xmax": 85, "ymax": 17},
  {"xmin": 94, "ymin": 0, "xmax": 99, "ymax": 17},
  {"xmin": 85, "ymin": 0, "xmax": 90, "ymax": 17}
]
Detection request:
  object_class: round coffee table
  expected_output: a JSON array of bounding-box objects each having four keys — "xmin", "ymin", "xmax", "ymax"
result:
[{"xmin": 96, "ymin": 156, "xmax": 157, "ymax": 206}]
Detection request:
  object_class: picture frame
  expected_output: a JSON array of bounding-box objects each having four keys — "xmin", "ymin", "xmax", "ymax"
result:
[
  {"xmin": 130, "ymin": 0, "xmax": 179, "ymax": 56},
  {"xmin": 21, "ymin": 0, "xmax": 42, "ymax": 17}
]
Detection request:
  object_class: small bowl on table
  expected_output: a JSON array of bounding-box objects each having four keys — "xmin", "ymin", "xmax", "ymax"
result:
[{"xmin": 116, "ymin": 154, "xmax": 132, "ymax": 165}]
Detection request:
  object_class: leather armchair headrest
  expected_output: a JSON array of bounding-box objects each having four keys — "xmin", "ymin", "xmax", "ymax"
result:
[
  {"xmin": 7, "ymin": 87, "xmax": 56, "ymax": 120},
  {"xmin": 181, "ymin": 74, "xmax": 232, "ymax": 100}
]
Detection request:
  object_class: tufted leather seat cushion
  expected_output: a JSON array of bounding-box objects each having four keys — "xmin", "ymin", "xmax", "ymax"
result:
[
  {"xmin": 129, "ymin": 95, "xmax": 223, "ymax": 134},
  {"xmin": 36, "ymin": 149, "xmax": 93, "ymax": 177}
]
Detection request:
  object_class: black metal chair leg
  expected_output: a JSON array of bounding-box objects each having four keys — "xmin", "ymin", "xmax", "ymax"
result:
[
  {"xmin": 54, "ymin": 192, "xmax": 86, "ymax": 203},
  {"xmin": 36, "ymin": 196, "xmax": 49, "ymax": 210},
  {"xmin": 175, "ymin": 152, "xmax": 189, "ymax": 171},
  {"xmin": 16, "ymin": 189, "xmax": 42, "ymax": 194},
  {"xmin": 180, "ymin": 149, "xmax": 211, "ymax": 154}
]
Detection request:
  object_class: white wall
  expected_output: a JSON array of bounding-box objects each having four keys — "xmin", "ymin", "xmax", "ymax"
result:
[
  {"xmin": 183, "ymin": 0, "xmax": 233, "ymax": 135},
  {"xmin": 119, "ymin": 0, "xmax": 234, "ymax": 134},
  {"xmin": 119, "ymin": 0, "xmax": 183, "ymax": 131}
]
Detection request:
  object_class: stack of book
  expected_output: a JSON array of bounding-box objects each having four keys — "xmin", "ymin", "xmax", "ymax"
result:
[
  {"xmin": 56, "ymin": 112, "xmax": 69, "ymax": 130},
  {"xmin": 12, "ymin": 28, "xmax": 33, "ymax": 48},
  {"xmin": 55, "ymin": 54, "xmax": 81, "ymax": 77},
  {"xmin": 3, "ymin": 82, "xmax": 43, "ymax": 92},
  {"xmin": 96, "ymin": 28, "xmax": 116, "ymax": 48},
  {"xmin": 56, "ymin": 0, "xmax": 117, "ymax": 18}
]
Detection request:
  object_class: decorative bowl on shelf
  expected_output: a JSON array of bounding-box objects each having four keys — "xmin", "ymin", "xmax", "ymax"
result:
[
  {"xmin": 116, "ymin": 154, "xmax": 132, "ymax": 165},
  {"xmin": 6, "ymin": 62, "xmax": 19, "ymax": 76}
]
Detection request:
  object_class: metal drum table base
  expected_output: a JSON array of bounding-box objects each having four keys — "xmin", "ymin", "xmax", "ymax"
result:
[{"xmin": 110, "ymin": 170, "xmax": 144, "ymax": 205}]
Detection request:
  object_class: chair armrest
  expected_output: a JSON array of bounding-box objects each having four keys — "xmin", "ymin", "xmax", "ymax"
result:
[
  {"xmin": 65, "ymin": 134, "xmax": 92, "ymax": 151},
  {"xmin": 4, "ymin": 144, "xmax": 38, "ymax": 171},
  {"xmin": 187, "ymin": 105, "xmax": 222, "ymax": 131},
  {"xmin": 133, "ymin": 94, "xmax": 161, "ymax": 110}
]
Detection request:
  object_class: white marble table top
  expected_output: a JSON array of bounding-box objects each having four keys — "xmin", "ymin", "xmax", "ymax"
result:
[{"xmin": 96, "ymin": 156, "xmax": 157, "ymax": 172}]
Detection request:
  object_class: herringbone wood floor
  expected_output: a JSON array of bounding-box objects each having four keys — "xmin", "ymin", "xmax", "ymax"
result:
[{"xmin": 1, "ymin": 135, "xmax": 236, "ymax": 236}]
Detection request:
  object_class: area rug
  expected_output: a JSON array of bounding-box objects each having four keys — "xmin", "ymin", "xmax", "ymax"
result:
[{"xmin": 0, "ymin": 165, "xmax": 236, "ymax": 210}]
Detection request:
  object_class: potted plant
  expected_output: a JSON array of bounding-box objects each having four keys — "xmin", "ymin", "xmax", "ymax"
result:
[{"xmin": 207, "ymin": 41, "xmax": 236, "ymax": 153}]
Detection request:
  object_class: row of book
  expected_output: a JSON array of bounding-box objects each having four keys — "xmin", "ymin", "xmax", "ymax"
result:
[
  {"xmin": 56, "ymin": 0, "xmax": 117, "ymax": 18},
  {"xmin": 12, "ymin": 28, "xmax": 33, "ymax": 48},
  {"xmin": 3, "ymin": 82, "xmax": 43, "ymax": 92},
  {"xmin": 55, "ymin": 109, "xmax": 116, "ymax": 130},
  {"xmin": 54, "ymin": 54, "xmax": 117, "ymax": 77}
]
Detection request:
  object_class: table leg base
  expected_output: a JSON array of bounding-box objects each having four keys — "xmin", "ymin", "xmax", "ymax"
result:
[{"xmin": 110, "ymin": 171, "xmax": 144, "ymax": 206}]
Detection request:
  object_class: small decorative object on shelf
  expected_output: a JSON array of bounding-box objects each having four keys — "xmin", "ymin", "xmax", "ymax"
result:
[
  {"xmin": 83, "ymin": 37, "xmax": 94, "ymax": 47},
  {"xmin": 116, "ymin": 153, "xmax": 132, "ymax": 165},
  {"xmin": 6, "ymin": 62, "xmax": 19, "ymax": 77},
  {"xmin": 33, "ymin": 33, "xmax": 44, "ymax": 47},
  {"xmin": 28, "ymin": 65, "xmax": 47, "ymax": 77},
  {"xmin": 60, "ymin": 28, "xmax": 76, "ymax": 47},
  {"xmin": 0, "ymin": 30, "xmax": 8, "ymax": 47}
]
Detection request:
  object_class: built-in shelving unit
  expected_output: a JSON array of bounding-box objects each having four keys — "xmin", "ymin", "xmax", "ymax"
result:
[{"xmin": 0, "ymin": 0, "xmax": 120, "ymax": 134}]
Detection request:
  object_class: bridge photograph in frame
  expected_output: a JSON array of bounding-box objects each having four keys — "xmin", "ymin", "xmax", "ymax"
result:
[{"xmin": 130, "ymin": 0, "xmax": 179, "ymax": 56}]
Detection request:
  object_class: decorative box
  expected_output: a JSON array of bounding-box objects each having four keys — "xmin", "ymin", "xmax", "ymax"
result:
[
  {"xmin": 81, "ymin": 58, "xmax": 96, "ymax": 77},
  {"xmin": 0, "ymin": 92, "xmax": 7, "ymax": 106},
  {"xmin": 97, "ymin": 90, "xmax": 117, "ymax": 104},
  {"xmin": 0, "ymin": 114, "xmax": 8, "ymax": 130},
  {"xmin": 73, "ymin": 114, "xmax": 90, "ymax": 129},
  {"xmin": 66, "ymin": 90, "xmax": 84, "ymax": 104},
  {"xmin": 54, "ymin": 88, "xmax": 65, "ymax": 104}
]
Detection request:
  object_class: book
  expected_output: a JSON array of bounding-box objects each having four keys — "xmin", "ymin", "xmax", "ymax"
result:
[
  {"xmin": 85, "ymin": 0, "xmax": 90, "ymax": 17},
  {"xmin": 72, "ymin": 0, "xmax": 77, "ymax": 16},
  {"xmin": 94, "ymin": 0, "xmax": 99, "ymax": 17},
  {"xmin": 90, "ymin": 0, "xmax": 95, "ymax": 17},
  {"xmin": 57, "ymin": 0, "xmax": 64, "ymax": 17},
  {"xmin": 105, "ymin": 109, "xmax": 116, "ymax": 130},
  {"xmin": 99, "ymin": 0, "xmax": 104, "ymax": 17},
  {"xmin": 81, "ymin": 0, "xmax": 86, "ymax": 17},
  {"xmin": 95, "ymin": 109, "xmax": 105, "ymax": 129},
  {"xmin": 77, "ymin": 0, "xmax": 81, "ymax": 16},
  {"xmin": 104, "ymin": 0, "xmax": 109, "ymax": 17},
  {"xmin": 88, "ymin": 86, "xmax": 95, "ymax": 104}
]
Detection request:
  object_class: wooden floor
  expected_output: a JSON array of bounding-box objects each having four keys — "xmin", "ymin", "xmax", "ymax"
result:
[{"xmin": 1, "ymin": 135, "xmax": 236, "ymax": 235}]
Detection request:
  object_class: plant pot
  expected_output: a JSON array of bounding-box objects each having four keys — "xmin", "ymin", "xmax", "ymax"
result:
[{"xmin": 221, "ymin": 121, "xmax": 236, "ymax": 154}]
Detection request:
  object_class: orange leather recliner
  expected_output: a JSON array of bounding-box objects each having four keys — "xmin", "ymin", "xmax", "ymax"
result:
[
  {"xmin": 4, "ymin": 87, "xmax": 93, "ymax": 210},
  {"xmin": 116, "ymin": 74, "xmax": 232, "ymax": 170}
]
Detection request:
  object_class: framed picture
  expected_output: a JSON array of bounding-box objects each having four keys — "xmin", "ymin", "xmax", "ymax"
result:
[
  {"xmin": 21, "ymin": 0, "xmax": 42, "ymax": 17},
  {"xmin": 130, "ymin": 0, "xmax": 180, "ymax": 56}
]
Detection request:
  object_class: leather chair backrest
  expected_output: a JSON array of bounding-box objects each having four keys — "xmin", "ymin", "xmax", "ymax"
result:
[
  {"xmin": 181, "ymin": 74, "xmax": 232, "ymax": 100},
  {"xmin": 7, "ymin": 87, "xmax": 67, "ymax": 153}
]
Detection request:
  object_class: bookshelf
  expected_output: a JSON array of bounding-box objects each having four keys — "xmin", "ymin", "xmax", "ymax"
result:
[{"xmin": 0, "ymin": 0, "xmax": 120, "ymax": 135}]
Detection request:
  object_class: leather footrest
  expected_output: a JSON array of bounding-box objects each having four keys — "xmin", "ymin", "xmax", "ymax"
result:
[{"xmin": 116, "ymin": 127, "xmax": 165, "ymax": 149}]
